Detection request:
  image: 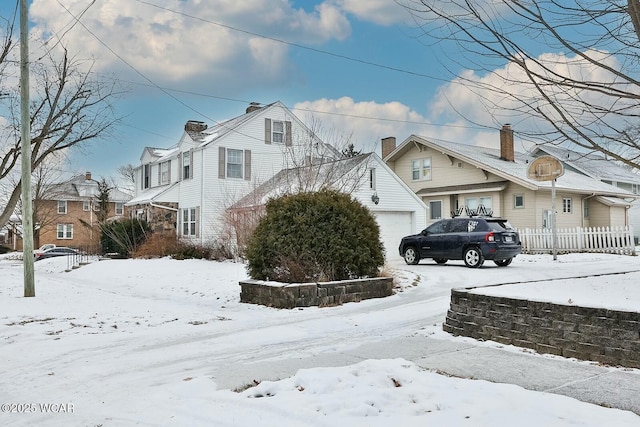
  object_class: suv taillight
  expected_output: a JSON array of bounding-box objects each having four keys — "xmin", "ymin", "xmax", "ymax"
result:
[{"xmin": 485, "ymin": 232, "xmax": 495, "ymax": 242}]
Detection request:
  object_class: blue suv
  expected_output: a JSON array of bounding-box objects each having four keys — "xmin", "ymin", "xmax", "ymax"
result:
[{"xmin": 399, "ymin": 216, "xmax": 521, "ymax": 268}]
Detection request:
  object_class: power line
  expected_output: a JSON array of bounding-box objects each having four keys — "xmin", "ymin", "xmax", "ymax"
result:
[
  {"xmin": 48, "ymin": 1, "xmax": 489, "ymax": 147},
  {"xmin": 134, "ymin": 0, "xmax": 451, "ymax": 84}
]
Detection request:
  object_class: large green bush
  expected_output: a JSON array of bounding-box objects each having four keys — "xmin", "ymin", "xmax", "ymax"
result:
[{"xmin": 246, "ymin": 190, "xmax": 385, "ymax": 283}]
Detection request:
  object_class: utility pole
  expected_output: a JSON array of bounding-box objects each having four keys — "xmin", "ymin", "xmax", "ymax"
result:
[{"xmin": 20, "ymin": 0, "xmax": 35, "ymax": 297}]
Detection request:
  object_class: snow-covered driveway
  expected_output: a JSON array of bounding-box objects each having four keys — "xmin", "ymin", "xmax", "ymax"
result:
[{"xmin": 1, "ymin": 252, "xmax": 639, "ymax": 426}]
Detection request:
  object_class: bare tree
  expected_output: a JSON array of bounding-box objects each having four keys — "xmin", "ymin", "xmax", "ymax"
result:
[
  {"xmin": 0, "ymin": 29, "xmax": 123, "ymax": 228},
  {"xmin": 116, "ymin": 163, "xmax": 137, "ymax": 194},
  {"xmin": 401, "ymin": 0, "xmax": 640, "ymax": 169}
]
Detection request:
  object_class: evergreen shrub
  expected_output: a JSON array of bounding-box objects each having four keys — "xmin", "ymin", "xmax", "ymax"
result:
[{"xmin": 246, "ymin": 190, "xmax": 385, "ymax": 283}]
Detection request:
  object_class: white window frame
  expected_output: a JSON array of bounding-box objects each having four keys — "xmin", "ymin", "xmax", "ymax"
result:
[
  {"xmin": 412, "ymin": 157, "xmax": 432, "ymax": 181},
  {"xmin": 143, "ymin": 164, "xmax": 151, "ymax": 189},
  {"xmin": 182, "ymin": 208, "xmax": 197, "ymax": 237},
  {"xmin": 272, "ymin": 120, "xmax": 284, "ymax": 143},
  {"xmin": 160, "ymin": 161, "xmax": 170, "ymax": 184},
  {"xmin": 429, "ymin": 200, "xmax": 443, "ymax": 220},
  {"xmin": 56, "ymin": 224, "xmax": 73, "ymax": 239},
  {"xmin": 83, "ymin": 200, "xmax": 90, "ymax": 211},
  {"xmin": 514, "ymin": 194, "xmax": 524, "ymax": 209},
  {"xmin": 226, "ymin": 149, "xmax": 244, "ymax": 179},
  {"xmin": 115, "ymin": 202, "xmax": 124, "ymax": 216},
  {"xmin": 563, "ymin": 197, "xmax": 572, "ymax": 213},
  {"xmin": 57, "ymin": 200, "xmax": 67, "ymax": 214},
  {"xmin": 183, "ymin": 151, "xmax": 191, "ymax": 180},
  {"xmin": 369, "ymin": 168, "xmax": 376, "ymax": 190}
]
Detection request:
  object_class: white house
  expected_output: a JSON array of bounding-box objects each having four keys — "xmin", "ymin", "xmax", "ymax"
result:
[
  {"xmin": 126, "ymin": 101, "xmax": 340, "ymax": 246},
  {"xmin": 230, "ymin": 153, "xmax": 427, "ymax": 260}
]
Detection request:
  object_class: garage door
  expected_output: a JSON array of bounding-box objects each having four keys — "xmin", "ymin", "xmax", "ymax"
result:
[{"xmin": 373, "ymin": 211, "xmax": 413, "ymax": 262}]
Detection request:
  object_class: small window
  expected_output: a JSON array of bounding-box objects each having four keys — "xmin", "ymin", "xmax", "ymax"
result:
[
  {"xmin": 412, "ymin": 158, "xmax": 432, "ymax": 181},
  {"xmin": 83, "ymin": 201, "xmax": 90, "ymax": 211},
  {"xmin": 563, "ymin": 198, "xmax": 572, "ymax": 213},
  {"xmin": 369, "ymin": 168, "xmax": 376, "ymax": 190},
  {"xmin": 514, "ymin": 194, "xmax": 524, "ymax": 209},
  {"xmin": 272, "ymin": 120, "xmax": 284, "ymax": 143},
  {"xmin": 57, "ymin": 200, "xmax": 67, "ymax": 214},
  {"xmin": 183, "ymin": 151, "xmax": 191, "ymax": 180},
  {"xmin": 143, "ymin": 164, "xmax": 151, "ymax": 189},
  {"xmin": 226, "ymin": 149, "xmax": 243, "ymax": 179},
  {"xmin": 429, "ymin": 200, "xmax": 442, "ymax": 220},
  {"xmin": 56, "ymin": 224, "xmax": 73, "ymax": 239},
  {"xmin": 115, "ymin": 202, "xmax": 124, "ymax": 216}
]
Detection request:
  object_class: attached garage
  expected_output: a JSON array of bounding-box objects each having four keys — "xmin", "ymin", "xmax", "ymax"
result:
[{"xmin": 372, "ymin": 211, "xmax": 415, "ymax": 262}]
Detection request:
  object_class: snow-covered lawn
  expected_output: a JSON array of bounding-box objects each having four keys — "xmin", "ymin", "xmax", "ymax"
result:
[{"xmin": 1, "ymin": 252, "xmax": 639, "ymax": 426}]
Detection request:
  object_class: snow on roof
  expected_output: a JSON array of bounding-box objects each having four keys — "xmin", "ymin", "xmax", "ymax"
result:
[
  {"xmin": 531, "ymin": 145, "xmax": 639, "ymax": 183},
  {"xmin": 231, "ymin": 154, "xmax": 371, "ymax": 209},
  {"xmin": 409, "ymin": 136, "xmax": 635, "ymax": 198},
  {"xmin": 125, "ymin": 183, "xmax": 178, "ymax": 206},
  {"xmin": 196, "ymin": 103, "xmax": 273, "ymax": 147}
]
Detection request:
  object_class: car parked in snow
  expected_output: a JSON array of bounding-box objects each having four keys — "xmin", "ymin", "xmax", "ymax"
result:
[
  {"xmin": 34, "ymin": 246, "xmax": 79, "ymax": 261},
  {"xmin": 33, "ymin": 243, "xmax": 56, "ymax": 256},
  {"xmin": 399, "ymin": 216, "xmax": 521, "ymax": 268}
]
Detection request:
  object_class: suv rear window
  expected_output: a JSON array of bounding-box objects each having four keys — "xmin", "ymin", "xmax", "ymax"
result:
[{"xmin": 486, "ymin": 220, "xmax": 515, "ymax": 231}]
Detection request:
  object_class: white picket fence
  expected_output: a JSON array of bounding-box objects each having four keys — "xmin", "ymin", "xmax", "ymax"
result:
[{"xmin": 518, "ymin": 226, "xmax": 636, "ymax": 256}]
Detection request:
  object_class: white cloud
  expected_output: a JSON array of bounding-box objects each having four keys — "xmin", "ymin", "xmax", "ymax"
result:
[
  {"xmin": 428, "ymin": 50, "xmax": 638, "ymax": 146},
  {"xmin": 333, "ymin": 0, "xmax": 412, "ymax": 26},
  {"xmin": 294, "ymin": 97, "xmax": 431, "ymax": 153},
  {"xmin": 27, "ymin": 0, "xmax": 351, "ymax": 86}
]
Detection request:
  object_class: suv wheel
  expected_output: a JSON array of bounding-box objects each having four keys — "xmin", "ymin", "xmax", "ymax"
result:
[
  {"xmin": 434, "ymin": 258, "xmax": 448, "ymax": 265},
  {"xmin": 494, "ymin": 258, "xmax": 513, "ymax": 267},
  {"xmin": 403, "ymin": 247, "xmax": 420, "ymax": 265},
  {"xmin": 463, "ymin": 247, "xmax": 484, "ymax": 268}
]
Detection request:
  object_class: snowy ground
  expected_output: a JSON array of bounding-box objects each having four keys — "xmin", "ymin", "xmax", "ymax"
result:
[{"xmin": 1, "ymin": 251, "xmax": 639, "ymax": 426}]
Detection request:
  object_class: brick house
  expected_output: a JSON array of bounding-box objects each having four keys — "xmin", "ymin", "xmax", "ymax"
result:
[{"xmin": 9, "ymin": 172, "xmax": 132, "ymax": 252}]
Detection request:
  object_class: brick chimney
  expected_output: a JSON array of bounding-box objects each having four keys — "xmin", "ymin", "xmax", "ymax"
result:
[
  {"xmin": 381, "ymin": 136, "xmax": 397, "ymax": 159},
  {"xmin": 499, "ymin": 124, "xmax": 514, "ymax": 162},
  {"xmin": 246, "ymin": 102, "xmax": 262, "ymax": 114},
  {"xmin": 184, "ymin": 120, "xmax": 207, "ymax": 133},
  {"xmin": 85, "ymin": 172, "xmax": 92, "ymax": 181}
]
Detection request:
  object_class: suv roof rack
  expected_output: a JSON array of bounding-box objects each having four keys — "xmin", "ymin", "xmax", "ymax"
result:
[{"xmin": 451, "ymin": 205, "xmax": 494, "ymax": 218}]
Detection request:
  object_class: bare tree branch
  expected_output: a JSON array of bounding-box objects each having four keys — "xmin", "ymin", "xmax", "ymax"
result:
[
  {"xmin": 0, "ymin": 32, "xmax": 124, "ymax": 228},
  {"xmin": 401, "ymin": 0, "xmax": 640, "ymax": 169}
]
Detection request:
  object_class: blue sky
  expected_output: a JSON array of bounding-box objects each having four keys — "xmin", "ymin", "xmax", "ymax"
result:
[{"xmin": 1, "ymin": 0, "xmax": 543, "ymax": 180}]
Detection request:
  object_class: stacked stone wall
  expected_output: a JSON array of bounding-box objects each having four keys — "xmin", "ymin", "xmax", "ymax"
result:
[
  {"xmin": 239, "ymin": 277, "xmax": 393, "ymax": 309},
  {"xmin": 444, "ymin": 288, "xmax": 640, "ymax": 368}
]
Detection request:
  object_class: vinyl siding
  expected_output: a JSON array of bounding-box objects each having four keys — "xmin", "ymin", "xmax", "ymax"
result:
[{"xmin": 394, "ymin": 145, "xmax": 504, "ymax": 194}]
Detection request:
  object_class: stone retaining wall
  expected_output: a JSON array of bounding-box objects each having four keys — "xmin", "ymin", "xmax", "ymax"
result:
[
  {"xmin": 239, "ymin": 277, "xmax": 393, "ymax": 309},
  {"xmin": 443, "ymin": 288, "xmax": 640, "ymax": 368}
]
